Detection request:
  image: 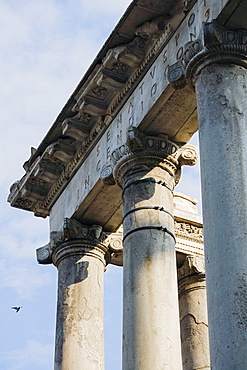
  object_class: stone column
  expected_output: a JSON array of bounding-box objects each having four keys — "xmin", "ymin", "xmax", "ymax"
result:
[
  {"xmin": 101, "ymin": 127, "xmax": 197, "ymax": 370},
  {"xmin": 178, "ymin": 255, "xmax": 210, "ymax": 370},
  {"xmin": 37, "ymin": 218, "xmax": 109, "ymax": 370},
  {"xmin": 184, "ymin": 20, "xmax": 247, "ymax": 369}
]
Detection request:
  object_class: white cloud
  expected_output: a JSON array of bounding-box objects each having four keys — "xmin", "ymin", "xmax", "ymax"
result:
[
  {"xmin": 0, "ymin": 261, "xmax": 53, "ymax": 300},
  {"xmin": 0, "ymin": 339, "xmax": 53, "ymax": 370},
  {"xmin": 0, "ymin": 208, "xmax": 52, "ymax": 300}
]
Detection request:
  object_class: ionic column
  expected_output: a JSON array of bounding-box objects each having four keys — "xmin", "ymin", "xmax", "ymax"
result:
[
  {"xmin": 169, "ymin": 20, "xmax": 247, "ymax": 369},
  {"xmin": 37, "ymin": 219, "xmax": 110, "ymax": 370},
  {"xmin": 101, "ymin": 127, "xmax": 197, "ymax": 370},
  {"xmin": 178, "ymin": 255, "xmax": 210, "ymax": 370}
]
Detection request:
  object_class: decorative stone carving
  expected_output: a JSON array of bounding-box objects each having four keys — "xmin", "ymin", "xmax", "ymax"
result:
[
  {"xmin": 100, "ymin": 127, "xmax": 178, "ymax": 187},
  {"xmin": 37, "ymin": 218, "xmax": 111, "ymax": 265},
  {"xmin": 96, "ymin": 68, "xmax": 127, "ymax": 90},
  {"xmin": 175, "ymin": 144, "xmax": 198, "ymax": 166},
  {"xmin": 36, "ymin": 244, "xmax": 52, "ymax": 264},
  {"xmin": 70, "ymin": 110, "xmax": 92, "ymax": 123},
  {"xmin": 25, "ymin": 177, "xmax": 49, "ymax": 196},
  {"xmin": 69, "ymin": 35, "xmax": 149, "ymax": 136},
  {"xmin": 100, "ymin": 127, "xmax": 198, "ymax": 185},
  {"xmin": 167, "ymin": 60, "xmax": 186, "ymax": 89},
  {"xmin": 105, "ymin": 226, "xmax": 123, "ymax": 253},
  {"xmin": 51, "ymin": 218, "xmax": 108, "ymax": 246},
  {"xmin": 186, "ymin": 20, "xmax": 247, "ymax": 84},
  {"xmin": 77, "ymin": 96, "xmax": 108, "ymax": 116},
  {"xmin": 100, "ymin": 163, "xmax": 116, "ymax": 185},
  {"xmin": 14, "ymin": 197, "xmax": 32, "ymax": 210},
  {"xmin": 104, "ymin": 225, "xmax": 123, "ymax": 266},
  {"xmin": 108, "ymin": 22, "xmax": 173, "ymax": 115},
  {"xmin": 38, "ymin": 221, "xmax": 123, "ymax": 267},
  {"xmin": 62, "ymin": 118, "xmax": 90, "ymax": 141},
  {"xmin": 46, "ymin": 138, "xmax": 78, "ymax": 163},
  {"xmin": 178, "ymin": 255, "xmax": 205, "ymax": 279},
  {"xmin": 100, "ymin": 127, "xmax": 198, "ymax": 188},
  {"xmin": 175, "ymin": 220, "xmax": 203, "ymax": 243},
  {"xmin": 168, "ymin": 20, "xmax": 247, "ymax": 88},
  {"xmin": 104, "ymin": 37, "xmax": 148, "ymax": 69},
  {"xmin": 167, "ymin": 37, "xmax": 203, "ymax": 88},
  {"xmin": 91, "ymin": 86, "xmax": 108, "ymax": 98},
  {"xmin": 173, "ymin": 144, "xmax": 198, "ymax": 184},
  {"xmin": 135, "ymin": 15, "xmax": 169, "ymax": 39},
  {"xmin": 32, "ymin": 157, "xmax": 64, "ymax": 183},
  {"xmin": 111, "ymin": 61, "xmax": 128, "ymax": 75},
  {"xmin": 126, "ymin": 127, "xmax": 178, "ymax": 155}
]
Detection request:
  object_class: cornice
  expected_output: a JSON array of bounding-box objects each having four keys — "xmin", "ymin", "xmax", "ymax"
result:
[{"xmin": 7, "ymin": 1, "xmax": 192, "ymax": 217}]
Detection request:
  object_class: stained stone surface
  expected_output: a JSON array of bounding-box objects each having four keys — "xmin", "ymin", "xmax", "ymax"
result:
[
  {"xmin": 196, "ymin": 64, "xmax": 247, "ymax": 369},
  {"xmin": 120, "ymin": 164, "xmax": 183, "ymax": 370},
  {"xmin": 52, "ymin": 239, "xmax": 108, "ymax": 370},
  {"xmin": 178, "ymin": 255, "xmax": 210, "ymax": 370}
]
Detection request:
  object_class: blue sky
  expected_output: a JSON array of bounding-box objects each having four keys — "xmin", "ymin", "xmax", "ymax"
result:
[{"xmin": 0, "ymin": 1, "xmax": 201, "ymax": 369}]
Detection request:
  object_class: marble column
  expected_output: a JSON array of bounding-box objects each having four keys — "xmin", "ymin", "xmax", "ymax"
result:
[
  {"xmin": 101, "ymin": 127, "xmax": 197, "ymax": 370},
  {"xmin": 38, "ymin": 218, "xmax": 109, "ymax": 370},
  {"xmin": 185, "ymin": 21, "xmax": 247, "ymax": 369},
  {"xmin": 178, "ymin": 255, "xmax": 210, "ymax": 370}
]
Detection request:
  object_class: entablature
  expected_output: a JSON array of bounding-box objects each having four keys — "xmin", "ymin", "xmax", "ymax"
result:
[{"xmin": 8, "ymin": 0, "xmax": 244, "ymax": 220}]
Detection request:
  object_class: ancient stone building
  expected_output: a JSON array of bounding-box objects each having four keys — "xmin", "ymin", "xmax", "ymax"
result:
[{"xmin": 8, "ymin": 0, "xmax": 247, "ymax": 369}]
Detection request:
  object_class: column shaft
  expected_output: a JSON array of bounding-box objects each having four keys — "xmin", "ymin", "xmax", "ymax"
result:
[
  {"xmin": 178, "ymin": 256, "xmax": 210, "ymax": 370},
  {"xmin": 196, "ymin": 64, "xmax": 247, "ymax": 369},
  {"xmin": 101, "ymin": 127, "xmax": 197, "ymax": 369},
  {"xmin": 122, "ymin": 166, "xmax": 182, "ymax": 370},
  {"xmin": 53, "ymin": 240, "xmax": 107, "ymax": 370}
]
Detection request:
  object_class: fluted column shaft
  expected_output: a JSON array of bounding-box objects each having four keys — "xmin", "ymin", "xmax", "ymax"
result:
[
  {"xmin": 178, "ymin": 255, "xmax": 210, "ymax": 370},
  {"xmin": 52, "ymin": 236, "xmax": 109, "ymax": 370}
]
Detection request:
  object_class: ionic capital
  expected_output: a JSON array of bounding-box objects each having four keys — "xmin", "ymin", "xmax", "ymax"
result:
[
  {"xmin": 168, "ymin": 20, "xmax": 247, "ymax": 88},
  {"xmin": 178, "ymin": 255, "xmax": 205, "ymax": 280},
  {"xmin": 104, "ymin": 225, "xmax": 123, "ymax": 266},
  {"xmin": 100, "ymin": 127, "xmax": 198, "ymax": 188},
  {"xmin": 36, "ymin": 218, "xmax": 110, "ymax": 267}
]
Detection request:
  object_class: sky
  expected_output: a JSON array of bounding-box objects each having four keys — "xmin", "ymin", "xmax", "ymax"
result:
[{"xmin": 0, "ymin": 1, "xmax": 201, "ymax": 369}]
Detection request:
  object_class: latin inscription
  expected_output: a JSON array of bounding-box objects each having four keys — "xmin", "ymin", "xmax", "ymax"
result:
[
  {"xmin": 85, "ymin": 175, "xmax": 90, "ymax": 190},
  {"xmin": 102, "ymin": 0, "xmax": 213, "ymax": 171},
  {"xmin": 50, "ymin": 0, "xmax": 228, "ymax": 230}
]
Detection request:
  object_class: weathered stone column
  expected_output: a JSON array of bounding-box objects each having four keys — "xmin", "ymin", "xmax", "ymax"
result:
[
  {"xmin": 184, "ymin": 20, "xmax": 247, "ymax": 369},
  {"xmin": 178, "ymin": 255, "xmax": 210, "ymax": 370},
  {"xmin": 101, "ymin": 127, "xmax": 197, "ymax": 370},
  {"xmin": 37, "ymin": 219, "xmax": 109, "ymax": 370}
]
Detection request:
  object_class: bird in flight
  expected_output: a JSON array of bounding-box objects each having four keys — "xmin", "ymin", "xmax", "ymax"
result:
[{"xmin": 11, "ymin": 306, "xmax": 22, "ymax": 313}]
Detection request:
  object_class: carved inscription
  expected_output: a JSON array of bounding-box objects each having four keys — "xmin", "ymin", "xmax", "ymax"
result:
[
  {"xmin": 164, "ymin": 0, "xmax": 211, "ymax": 88},
  {"xmin": 49, "ymin": 0, "xmax": 228, "ymax": 228}
]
